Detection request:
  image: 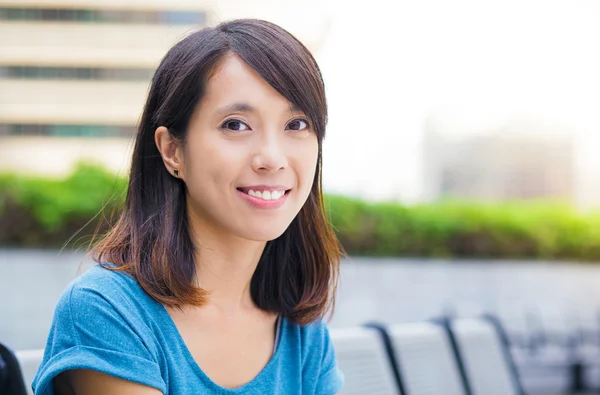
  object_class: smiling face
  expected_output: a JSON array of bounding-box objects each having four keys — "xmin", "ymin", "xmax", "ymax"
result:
[{"xmin": 178, "ymin": 54, "xmax": 319, "ymax": 242}]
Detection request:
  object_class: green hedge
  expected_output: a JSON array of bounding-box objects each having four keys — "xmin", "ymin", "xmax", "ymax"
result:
[
  {"xmin": 326, "ymin": 196, "xmax": 600, "ymax": 260},
  {"xmin": 0, "ymin": 163, "xmax": 126, "ymax": 247},
  {"xmin": 2, "ymin": 162, "xmax": 600, "ymax": 261}
]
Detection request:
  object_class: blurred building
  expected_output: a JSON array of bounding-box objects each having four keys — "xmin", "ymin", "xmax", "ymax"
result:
[
  {"xmin": 0, "ymin": 0, "xmax": 331, "ymax": 177},
  {"xmin": 423, "ymin": 117, "xmax": 575, "ymax": 202}
]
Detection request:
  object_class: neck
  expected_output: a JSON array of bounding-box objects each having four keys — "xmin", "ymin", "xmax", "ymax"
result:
[{"xmin": 188, "ymin": 210, "xmax": 266, "ymax": 313}]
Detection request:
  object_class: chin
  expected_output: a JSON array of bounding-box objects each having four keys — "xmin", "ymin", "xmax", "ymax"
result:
[
  {"xmin": 238, "ymin": 221, "xmax": 292, "ymax": 242},
  {"xmin": 246, "ymin": 229, "xmax": 288, "ymax": 242}
]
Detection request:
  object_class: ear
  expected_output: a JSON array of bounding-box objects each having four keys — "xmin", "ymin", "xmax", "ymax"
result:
[{"xmin": 155, "ymin": 126, "xmax": 185, "ymax": 179}]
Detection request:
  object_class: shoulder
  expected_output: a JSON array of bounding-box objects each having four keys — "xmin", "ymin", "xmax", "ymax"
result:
[
  {"xmin": 279, "ymin": 318, "xmax": 332, "ymax": 365},
  {"xmin": 52, "ymin": 262, "xmax": 163, "ymax": 346},
  {"xmin": 287, "ymin": 318, "xmax": 344, "ymax": 394},
  {"xmin": 294, "ymin": 319, "xmax": 335, "ymax": 366},
  {"xmin": 299, "ymin": 319, "xmax": 331, "ymax": 349},
  {"xmin": 59, "ymin": 263, "xmax": 156, "ymax": 316},
  {"xmin": 50, "ymin": 263, "xmax": 163, "ymax": 356},
  {"xmin": 69, "ymin": 263, "xmax": 141, "ymax": 297}
]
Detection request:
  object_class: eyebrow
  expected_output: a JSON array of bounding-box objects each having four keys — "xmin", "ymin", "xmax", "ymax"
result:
[{"xmin": 215, "ymin": 102, "xmax": 303, "ymax": 117}]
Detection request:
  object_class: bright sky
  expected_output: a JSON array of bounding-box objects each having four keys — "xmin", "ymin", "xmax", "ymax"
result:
[{"xmin": 316, "ymin": 0, "xmax": 600, "ymax": 204}]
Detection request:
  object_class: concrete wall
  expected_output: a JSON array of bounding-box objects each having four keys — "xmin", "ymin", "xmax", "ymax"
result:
[
  {"xmin": 0, "ymin": 136, "xmax": 134, "ymax": 177},
  {"xmin": 0, "ymin": 22, "xmax": 197, "ymax": 67},
  {"xmin": 0, "ymin": 80, "xmax": 149, "ymax": 124}
]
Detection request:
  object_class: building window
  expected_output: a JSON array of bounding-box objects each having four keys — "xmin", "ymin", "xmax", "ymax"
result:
[
  {"xmin": 0, "ymin": 66, "xmax": 154, "ymax": 81},
  {"xmin": 0, "ymin": 124, "xmax": 136, "ymax": 137},
  {"xmin": 0, "ymin": 7, "xmax": 206, "ymax": 25}
]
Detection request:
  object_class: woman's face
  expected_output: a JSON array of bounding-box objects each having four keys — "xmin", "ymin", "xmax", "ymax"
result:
[{"xmin": 181, "ymin": 54, "xmax": 319, "ymax": 242}]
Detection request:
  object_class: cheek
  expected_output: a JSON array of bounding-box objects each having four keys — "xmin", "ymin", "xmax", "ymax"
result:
[
  {"xmin": 186, "ymin": 132, "xmax": 232, "ymax": 172},
  {"xmin": 297, "ymin": 139, "xmax": 319, "ymax": 188},
  {"xmin": 184, "ymin": 139, "xmax": 226, "ymax": 192}
]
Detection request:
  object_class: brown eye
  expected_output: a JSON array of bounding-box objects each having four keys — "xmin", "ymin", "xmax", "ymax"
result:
[
  {"xmin": 287, "ymin": 119, "xmax": 309, "ymax": 131},
  {"xmin": 222, "ymin": 119, "xmax": 250, "ymax": 131}
]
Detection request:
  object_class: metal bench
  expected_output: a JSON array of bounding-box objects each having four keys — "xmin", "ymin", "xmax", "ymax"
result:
[
  {"xmin": 447, "ymin": 315, "xmax": 524, "ymax": 395},
  {"xmin": 388, "ymin": 321, "xmax": 467, "ymax": 395},
  {"xmin": 15, "ymin": 349, "xmax": 44, "ymax": 395},
  {"xmin": 331, "ymin": 327, "xmax": 400, "ymax": 395}
]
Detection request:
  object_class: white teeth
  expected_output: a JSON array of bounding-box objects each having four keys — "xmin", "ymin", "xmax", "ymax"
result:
[{"xmin": 244, "ymin": 189, "xmax": 285, "ymax": 200}]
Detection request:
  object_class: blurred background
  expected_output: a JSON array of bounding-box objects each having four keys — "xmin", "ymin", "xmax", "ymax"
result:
[{"xmin": 2, "ymin": 0, "xmax": 600, "ymax": 394}]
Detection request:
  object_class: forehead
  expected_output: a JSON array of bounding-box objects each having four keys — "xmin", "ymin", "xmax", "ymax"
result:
[{"xmin": 201, "ymin": 54, "xmax": 293, "ymax": 112}]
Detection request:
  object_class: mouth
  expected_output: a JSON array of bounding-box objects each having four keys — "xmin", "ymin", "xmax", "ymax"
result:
[{"xmin": 236, "ymin": 187, "xmax": 292, "ymax": 201}]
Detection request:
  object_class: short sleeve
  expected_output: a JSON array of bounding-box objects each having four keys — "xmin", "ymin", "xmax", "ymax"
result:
[
  {"xmin": 32, "ymin": 283, "xmax": 166, "ymax": 395},
  {"xmin": 316, "ymin": 324, "xmax": 344, "ymax": 395}
]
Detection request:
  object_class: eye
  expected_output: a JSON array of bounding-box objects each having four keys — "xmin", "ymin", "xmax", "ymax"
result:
[
  {"xmin": 221, "ymin": 119, "xmax": 251, "ymax": 132},
  {"xmin": 287, "ymin": 118, "xmax": 310, "ymax": 131}
]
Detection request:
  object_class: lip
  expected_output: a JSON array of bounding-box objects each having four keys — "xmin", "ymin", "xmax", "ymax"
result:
[
  {"xmin": 237, "ymin": 185, "xmax": 291, "ymax": 193},
  {"xmin": 236, "ymin": 188, "xmax": 291, "ymax": 210}
]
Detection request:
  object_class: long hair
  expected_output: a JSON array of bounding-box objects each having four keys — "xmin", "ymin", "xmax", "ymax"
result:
[{"xmin": 91, "ymin": 19, "xmax": 342, "ymax": 325}]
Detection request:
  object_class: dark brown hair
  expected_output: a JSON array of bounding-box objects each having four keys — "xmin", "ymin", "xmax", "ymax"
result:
[{"xmin": 91, "ymin": 19, "xmax": 342, "ymax": 325}]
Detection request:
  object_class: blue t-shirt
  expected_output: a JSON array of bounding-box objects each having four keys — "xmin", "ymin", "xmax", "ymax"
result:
[{"xmin": 32, "ymin": 264, "xmax": 344, "ymax": 394}]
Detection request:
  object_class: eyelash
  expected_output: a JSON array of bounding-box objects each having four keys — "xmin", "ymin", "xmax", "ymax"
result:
[
  {"xmin": 220, "ymin": 118, "xmax": 310, "ymax": 132},
  {"xmin": 287, "ymin": 118, "xmax": 310, "ymax": 131}
]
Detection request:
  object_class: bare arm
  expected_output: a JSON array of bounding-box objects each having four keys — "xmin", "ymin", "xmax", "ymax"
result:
[{"xmin": 53, "ymin": 370, "xmax": 163, "ymax": 395}]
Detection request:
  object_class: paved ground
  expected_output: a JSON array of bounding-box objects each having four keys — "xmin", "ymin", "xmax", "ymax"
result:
[{"xmin": 3, "ymin": 249, "xmax": 600, "ymax": 350}]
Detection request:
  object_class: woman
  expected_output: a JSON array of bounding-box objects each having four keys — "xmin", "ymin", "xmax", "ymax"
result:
[{"xmin": 32, "ymin": 18, "xmax": 344, "ymax": 395}]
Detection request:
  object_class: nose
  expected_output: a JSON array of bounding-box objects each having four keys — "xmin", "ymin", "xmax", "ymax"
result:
[{"xmin": 251, "ymin": 131, "xmax": 288, "ymax": 173}]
